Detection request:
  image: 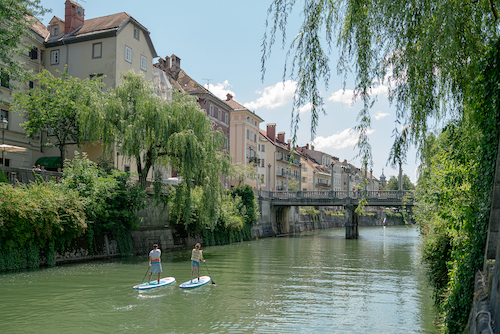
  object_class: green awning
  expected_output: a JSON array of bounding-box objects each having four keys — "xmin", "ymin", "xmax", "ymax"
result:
[{"xmin": 35, "ymin": 156, "xmax": 61, "ymax": 169}]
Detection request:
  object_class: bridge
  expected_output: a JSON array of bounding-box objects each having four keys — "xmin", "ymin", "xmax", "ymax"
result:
[{"xmin": 258, "ymin": 190, "xmax": 414, "ymax": 239}]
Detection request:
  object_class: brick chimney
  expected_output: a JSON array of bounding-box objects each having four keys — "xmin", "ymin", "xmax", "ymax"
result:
[
  {"xmin": 277, "ymin": 132, "xmax": 285, "ymax": 143},
  {"xmin": 65, "ymin": 0, "xmax": 84, "ymax": 34},
  {"xmin": 156, "ymin": 56, "xmax": 170, "ymax": 71},
  {"xmin": 266, "ymin": 124, "xmax": 276, "ymax": 142},
  {"xmin": 171, "ymin": 54, "xmax": 181, "ymax": 80},
  {"xmin": 306, "ymin": 144, "xmax": 309, "ymax": 150},
  {"xmin": 226, "ymin": 93, "xmax": 233, "ymax": 101},
  {"xmin": 287, "ymin": 139, "xmax": 291, "ymax": 150}
]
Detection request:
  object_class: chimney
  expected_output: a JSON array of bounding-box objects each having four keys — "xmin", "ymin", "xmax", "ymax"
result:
[
  {"xmin": 266, "ymin": 123, "xmax": 276, "ymax": 142},
  {"xmin": 277, "ymin": 132, "xmax": 285, "ymax": 143},
  {"xmin": 287, "ymin": 139, "xmax": 291, "ymax": 150},
  {"xmin": 170, "ymin": 54, "xmax": 181, "ymax": 80},
  {"xmin": 65, "ymin": 0, "xmax": 85, "ymax": 34},
  {"xmin": 226, "ymin": 93, "xmax": 233, "ymax": 101},
  {"xmin": 306, "ymin": 144, "xmax": 309, "ymax": 150}
]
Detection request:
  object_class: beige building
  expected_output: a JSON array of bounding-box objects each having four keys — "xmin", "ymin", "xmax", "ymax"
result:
[
  {"xmin": 0, "ymin": 17, "xmax": 49, "ymax": 169},
  {"xmin": 226, "ymin": 94, "xmax": 264, "ymax": 190},
  {"xmin": 260, "ymin": 124, "xmax": 302, "ymax": 191}
]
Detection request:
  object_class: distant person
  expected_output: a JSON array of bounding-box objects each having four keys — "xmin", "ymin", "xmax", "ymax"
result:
[
  {"xmin": 35, "ymin": 165, "xmax": 41, "ymax": 171},
  {"xmin": 190, "ymin": 243, "xmax": 205, "ymax": 283},
  {"xmin": 40, "ymin": 166, "xmax": 45, "ymax": 171},
  {"xmin": 55, "ymin": 168, "xmax": 62, "ymax": 182},
  {"xmin": 148, "ymin": 243, "xmax": 162, "ymax": 285},
  {"xmin": 32, "ymin": 165, "xmax": 36, "ymax": 170}
]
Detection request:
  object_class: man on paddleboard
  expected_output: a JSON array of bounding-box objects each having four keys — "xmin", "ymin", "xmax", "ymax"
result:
[
  {"xmin": 148, "ymin": 244, "xmax": 162, "ymax": 284},
  {"xmin": 191, "ymin": 243, "xmax": 205, "ymax": 283}
]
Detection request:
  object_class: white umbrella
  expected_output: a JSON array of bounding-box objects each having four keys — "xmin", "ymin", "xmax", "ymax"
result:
[{"xmin": 0, "ymin": 144, "xmax": 27, "ymax": 153}]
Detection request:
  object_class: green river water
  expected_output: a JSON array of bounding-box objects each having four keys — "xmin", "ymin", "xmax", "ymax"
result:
[{"xmin": 0, "ymin": 225, "xmax": 438, "ymax": 333}]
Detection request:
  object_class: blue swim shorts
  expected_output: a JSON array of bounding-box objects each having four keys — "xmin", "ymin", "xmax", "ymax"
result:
[
  {"xmin": 151, "ymin": 262, "xmax": 162, "ymax": 273},
  {"xmin": 191, "ymin": 260, "xmax": 200, "ymax": 267}
]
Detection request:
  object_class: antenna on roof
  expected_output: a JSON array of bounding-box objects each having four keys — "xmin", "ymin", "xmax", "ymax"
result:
[{"xmin": 203, "ymin": 78, "xmax": 213, "ymax": 90}]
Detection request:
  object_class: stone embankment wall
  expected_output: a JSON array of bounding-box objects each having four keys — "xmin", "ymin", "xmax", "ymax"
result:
[{"xmin": 252, "ymin": 208, "xmax": 405, "ymax": 238}]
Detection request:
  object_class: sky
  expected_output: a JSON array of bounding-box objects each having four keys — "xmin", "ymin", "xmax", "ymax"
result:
[{"xmin": 39, "ymin": 0, "xmax": 423, "ymax": 183}]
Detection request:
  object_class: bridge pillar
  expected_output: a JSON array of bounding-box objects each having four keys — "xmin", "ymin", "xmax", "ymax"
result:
[{"xmin": 345, "ymin": 204, "xmax": 359, "ymax": 239}]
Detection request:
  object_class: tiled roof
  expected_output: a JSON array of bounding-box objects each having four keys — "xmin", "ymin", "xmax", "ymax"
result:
[
  {"xmin": 28, "ymin": 16, "xmax": 49, "ymax": 39},
  {"xmin": 73, "ymin": 12, "xmax": 130, "ymax": 36},
  {"xmin": 176, "ymin": 69, "xmax": 209, "ymax": 94},
  {"xmin": 226, "ymin": 98, "xmax": 245, "ymax": 110}
]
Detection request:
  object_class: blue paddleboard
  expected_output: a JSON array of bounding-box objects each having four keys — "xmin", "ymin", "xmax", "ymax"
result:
[
  {"xmin": 179, "ymin": 276, "xmax": 211, "ymax": 289},
  {"xmin": 133, "ymin": 277, "xmax": 176, "ymax": 290}
]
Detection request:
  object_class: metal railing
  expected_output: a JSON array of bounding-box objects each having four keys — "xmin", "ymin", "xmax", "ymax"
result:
[
  {"xmin": 260, "ymin": 189, "xmax": 414, "ymax": 201},
  {"xmin": 1, "ymin": 166, "xmax": 62, "ymax": 185}
]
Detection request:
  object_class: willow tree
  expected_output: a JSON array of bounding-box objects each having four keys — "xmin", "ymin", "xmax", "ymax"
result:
[
  {"xmin": 262, "ymin": 1, "xmax": 500, "ymax": 332},
  {"xmin": 13, "ymin": 69, "xmax": 102, "ymax": 167},
  {"xmin": 80, "ymin": 70, "xmax": 231, "ymax": 227},
  {"xmin": 262, "ymin": 0, "xmax": 498, "ymax": 166}
]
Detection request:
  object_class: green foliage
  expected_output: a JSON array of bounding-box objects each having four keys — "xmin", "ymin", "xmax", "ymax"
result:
[
  {"xmin": 60, "ymin": 152, "xmax": 146, "ymax": 255},
  {"xmin": 81, "ymin": 71, "xmax": 230, "ymax": 227},
  {"xmin": 0, "ymin": 168, "xmax": 8, "ymax": 183},
  {"xmin": 12, "ymin": 68, "xmax": 103, "ymax": 167},
  {"xmin": 384, "ymin": 175, "xmax": 415, "ymax": 191},
  {"xmin": 169, "ymin": 185, "xmax": 258, "ymax": 246},
  {"xmin": 0, "ymin": 182, "xmax": 86, "ymax": 271},
  {"xmin": 0, "ymin": 0, "xmax": 47, "ymax": 84},
  {"xmin": 415, "ymin": 39, "xmax": 500, "ymax": 332},
  {"xmin": 230, "ymin": 162, "xmax": 259, "ymax": 186}
]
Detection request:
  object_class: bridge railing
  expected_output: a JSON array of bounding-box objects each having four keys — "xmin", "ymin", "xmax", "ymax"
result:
[
  {"xmin": 259, "ymin": 189, "xmax": 414, "ymax": 201},
  {"xmin": 0, "ymin": 166, "xmax": 62, "ymax": 185}
]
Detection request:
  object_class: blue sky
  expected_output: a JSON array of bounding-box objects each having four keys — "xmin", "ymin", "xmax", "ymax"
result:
[{"xmin": 39, "ymin": 0, "xmax": 423, "ymax": 183}]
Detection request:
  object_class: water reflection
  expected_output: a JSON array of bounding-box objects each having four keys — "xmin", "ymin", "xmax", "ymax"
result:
[{"xmin": 0, "ymin": 226, "xmax": 437, "ymax": 333}]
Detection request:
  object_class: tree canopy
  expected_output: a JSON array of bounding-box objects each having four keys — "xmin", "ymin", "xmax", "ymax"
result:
[
  {"xmin": 383, "ymin": 175, "xmax": 415, "ymax": 191},
  {"xmin": 0, "ymin": 0, "xmax": 47, "ymax": 83},
  {"xmin": 262, "ymin": 0, "xmax": 499, "ymax": 166},
  {"xmin": 12, "ymin": 69, "xmax": 103, "ymax": 167},
  {"xmin": 80, "ymin": 70, "xmax": 231, "ymax": 227}
]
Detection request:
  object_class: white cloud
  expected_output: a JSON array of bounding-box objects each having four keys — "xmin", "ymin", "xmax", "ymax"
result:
[
  {"xmin": 312, "ymin": 128, "xmax": 375, "ymax": 150},
  {"xmin": 297, "ymin": 102, "xmax": 312, "ymax": 114},
  {"xmin": 327, "ymin": 83, "xmax": 389, "ymax": 106},
  {"xmin": 205, "ymin": 80, "xmax": 235, "ymax": 101},
  {"xmin": 243, "ymin": 80, "xmax": 297, "ymax": 110},
  {"xmin": 374, "ymin": 111, "xmax": 390, "ymax": 120},
  {"xmin": 327, "ymin": 89, "xmax": 356, "ymax": 106}
]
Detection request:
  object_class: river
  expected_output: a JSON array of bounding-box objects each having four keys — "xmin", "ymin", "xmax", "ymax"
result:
[{"xmin": 0, "ymin": 225, "xmax": 437, "ymax": 333}]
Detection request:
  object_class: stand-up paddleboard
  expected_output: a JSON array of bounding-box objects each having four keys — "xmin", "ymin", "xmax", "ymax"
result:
[
  {"xmin": 133, "ymin": 277, "xmax": 176, "ymax": 290},
  {"xmin": 179, "ymin": 276, "xmax": 211, "ymax": 289}
]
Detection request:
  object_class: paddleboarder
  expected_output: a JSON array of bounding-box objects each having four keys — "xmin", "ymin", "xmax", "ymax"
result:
[
  {"xmin": 191, "ymin": 243, "xmax": 205, "ymax": 283},
  {"xmin": 148, "ymin": 243, "xmax": 162, "ymax": 285}
]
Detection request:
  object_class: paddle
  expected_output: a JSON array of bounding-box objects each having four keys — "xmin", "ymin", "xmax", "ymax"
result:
[
  {"xmin": 141, "ymin": 266, "xmax": 150, "ymax": 284},
  {"xmin": 204, "ymin": 261, "xmax": 216, "ymax": 286}
]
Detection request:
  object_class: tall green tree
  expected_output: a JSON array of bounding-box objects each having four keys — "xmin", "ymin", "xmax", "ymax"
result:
[
  {"xmin": 0, "ymin": 0, "xmax": 47, "ymax": 83},
  {"xmin": 80, "ymin": 70, "xmax": 231, "ymax": 227},
  {"xmin": 12, "ymin": 69, "xmax": 102, "ymax": 167},
  {"xmin": 384, "ymin": 175, "xmax": 415, "ymax": 191}
]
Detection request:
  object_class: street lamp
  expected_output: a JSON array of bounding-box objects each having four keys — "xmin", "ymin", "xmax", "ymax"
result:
[{"xmin": 0, "ymin": 116, "xmax": 8, "ymax": 167}]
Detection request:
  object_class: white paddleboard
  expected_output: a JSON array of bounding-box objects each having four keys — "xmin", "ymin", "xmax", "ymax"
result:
[
  {"xmin": 133, "ymin": 277, "xmax": 176, "ymax": 290},
  {"xmin": 179, "ymin": 276, "xmax": 211, "ymax": 289}
]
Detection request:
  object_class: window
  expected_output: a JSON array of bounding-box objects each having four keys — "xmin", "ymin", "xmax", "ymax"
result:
[
  {"xmin": 254, "ymin": 133, "xmax": 257, "ymax": 142},
  {"xmin": 50, "ymin": 49, "xmax": 59, "ymax": 65},
  {"xmin": 261, "ymin": 159, "xmax": 265, "ymax": 168},
  {"xmin": 124, "ymin": 165, "xmax": 131, "ymax": 172},
  {"xmin": 140, "ymin": 55, "xmax": 147, "ymax": 71},
  {"xmin": 261, "ymin": 145, "xmax": 265, "ymax": 152},
  {"xmin": 0, "ymin": 69, "xmax": 9, "ymax": 89},
  {"xmin": 51, "ymin": 25, "xmax": 58, "ymax": 36},
  {"xmin": 92, "ymin": 42, "xmax": 102, "ymax": 59},
  {"xmin": 247, "ymin": 130, "xmax": 249, "ymax": 139},
  {"xmin": 29, "ymin": 47, "xmax": 38, "ymax": 60},
  {"xmin": 218, "ymin": 109, "xmax": 222, "ymax": 120},
  {"xmin": 134, "ymin": 26, "xmax": 140, "ymax": 40},
  {"xmin": 125, "ymin": 45, "xmax": 132, "ymax": 63},
  {"xmin": 225, "ymin": 113, "xmax": 229, "ymax": 124},
  {"xmin": 1, "ymin": 110, "xmax": 8, "ymax": 130},
  {"xmin": 209, "ymin": 105, "xmax": 214, "ymax": 117},
  {"xmin": 225, "ymin": 136, "xmax": 228, "ymax": 148},
  {"xmin": 246, "ymin": 148, "xmax": 249, "ymax": 158},
  {"xmin": 29, "ymin": 81, "xmax": 34, "ymax": 89}
]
